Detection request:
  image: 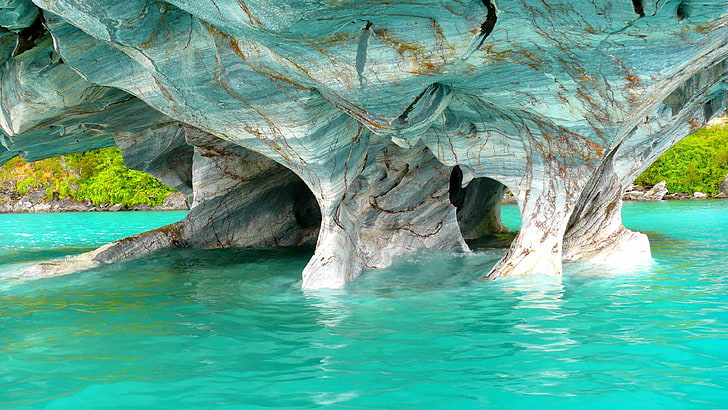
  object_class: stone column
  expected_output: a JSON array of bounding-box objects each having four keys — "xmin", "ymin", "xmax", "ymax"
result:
[
  {"xmin": 563, "ymin": 60, "xmax": 728, "ymax": 265},
  {"xmin": 562, "ymin": 151, "xmax": 650, "ymax": 264},
  {"xmin": 484, "ymin": 175, "xmax": 579, "ymax": 280},
  {"xmin": 302, "ymin": 144, "xmax": 469, "ymax": 289}
]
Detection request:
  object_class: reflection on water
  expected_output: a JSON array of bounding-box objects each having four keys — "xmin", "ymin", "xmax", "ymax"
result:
[{"xmin": 500, "ymin": 275, "xmax": 565, "ymax": 310}]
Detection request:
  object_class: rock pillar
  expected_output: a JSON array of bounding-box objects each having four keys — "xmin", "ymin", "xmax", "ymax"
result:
[
  {"xmin": 562, "ymin": 152, "xmax": 650, "ymax": 264},
  {"xmin": 484, "ymin": 177, "xmax": 578, "ymax": 280},
  {"xmin": 302, "ymin": 144, "xmax": 469, "ymax": 289}
]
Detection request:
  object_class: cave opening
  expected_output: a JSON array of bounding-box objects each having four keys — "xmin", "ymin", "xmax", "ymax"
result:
[
  {"xmin": 448, "ymin": 166, "xmax": 519, "ymax": 250},
  {"xmin": 290, "ymin": 173, "xmax": 322, "ymax": 241}
]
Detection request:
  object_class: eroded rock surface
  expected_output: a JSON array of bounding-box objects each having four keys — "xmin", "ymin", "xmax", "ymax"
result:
[
  {"xmin": 19, "ymin": 126, "xmax": 322, "ymax": 278},
  {"xmin": 1, "ymin": 1, "xmax": 727, "ymax": 288}
]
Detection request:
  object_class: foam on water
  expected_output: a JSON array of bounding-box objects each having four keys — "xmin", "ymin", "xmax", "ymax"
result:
[{"xmin": 0, "ymin": 204, "xmax": 726, "ymax": 408}]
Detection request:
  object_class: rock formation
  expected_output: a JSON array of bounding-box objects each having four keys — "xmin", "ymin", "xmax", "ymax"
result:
[
  {"xmin": 1, "ymin": 1, "xmax": 726, "ymax": 288},
  {"xmin": 720, "ymin": 174, "xmax": 728, "ymax": 197}
]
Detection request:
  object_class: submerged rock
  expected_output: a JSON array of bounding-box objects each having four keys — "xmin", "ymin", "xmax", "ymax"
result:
[{"xmin": 1, "ymin": 1, "xmax": 727, "ymax": 288}]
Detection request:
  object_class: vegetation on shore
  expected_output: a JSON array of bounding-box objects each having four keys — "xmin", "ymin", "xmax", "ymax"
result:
[
  {"xmin": 0, "ymin": 147, "xmax": 176, "ymax": 207},
  {"xmin": 635, "ymin": 124, "xmax": 728, "ymax": 196},
  {"xmin": 1, "ymin": 123, "xmax": 727, "ymax": 207}
]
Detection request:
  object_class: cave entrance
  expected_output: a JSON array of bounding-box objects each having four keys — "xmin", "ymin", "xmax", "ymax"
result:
[
  {"xmin": 448, "ymin": 166, "xmax": 519, "ymax": 249},
  {"xmin": 289, "ymin": 172, "xmax": 322, "ymax": 246}
]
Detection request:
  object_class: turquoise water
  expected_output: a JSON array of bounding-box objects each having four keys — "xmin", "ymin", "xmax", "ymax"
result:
[{"xmin": 1, "ymin": 203, "xmax": 727, "ymax": 408}]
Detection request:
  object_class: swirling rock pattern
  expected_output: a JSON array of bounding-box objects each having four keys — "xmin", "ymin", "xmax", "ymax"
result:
[{"xmin": 2, "ymin": 1, "xmax": 727, "ymax": 288}]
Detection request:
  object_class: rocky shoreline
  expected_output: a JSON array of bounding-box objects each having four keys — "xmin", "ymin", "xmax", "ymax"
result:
[
  {"xmin": 623, "ymin": 177, "xmax": 728, "ymax": 201},
  {"xmin": 504, "ymin": 177, "xmax": 728, "ymax": 205},
  {"xmin": 0, "ymin": 191, "xmax": 189, "ymax": 214},
  {"xmin": 475, "ymin": 179, "xmax": 728, "ymax": 207}
]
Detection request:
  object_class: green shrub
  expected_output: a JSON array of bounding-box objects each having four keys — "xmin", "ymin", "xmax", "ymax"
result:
[
  {"xmin": 16, "ymin": 176, "xmax": 37, "ymax": 196},
  {"xmin": 57, "ymin": 179, "xmax": 76, "ymax": 199},
  {"xmin": 71, "ymin": 147, "xmax": 176, "ymax": 206},
  {"xmin": 636, "ymin": 125, "xmax": 728, "ymax": 195},
  {"xmin": 0, "ymin": 147, "xmax": 176, "ymax": 206}
]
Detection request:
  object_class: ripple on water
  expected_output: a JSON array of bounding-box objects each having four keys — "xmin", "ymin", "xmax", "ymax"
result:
[{"xmin": 1, "ymin": 205, "xmax": 727, "ymax": 408}]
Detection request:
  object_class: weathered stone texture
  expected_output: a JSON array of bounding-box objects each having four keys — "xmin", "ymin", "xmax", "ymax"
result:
[
  {"xmin": 20, "ymin": 126, "xmax": 322, "ymax": 277},
  {"xmin": 0, "ymin": 33, "xmax": 179, "ymax": 163},
  {"xmin": 2, "ymin": 1, "xmax": 727, "ymax": 288},
  {"xmin": 302, "ymin": 143, "xmax": 469, "ymax": 288}
]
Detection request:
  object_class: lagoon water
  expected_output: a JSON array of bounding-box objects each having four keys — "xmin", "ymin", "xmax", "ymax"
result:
[{"xmin": 1, "ymin": 203, "xmax": 727, "ymax": 408}]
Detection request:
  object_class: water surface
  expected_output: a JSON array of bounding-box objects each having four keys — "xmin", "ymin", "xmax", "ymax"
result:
[{"xmin": 0, "ymin": 203, "xmax": 726, "ymax": 408}]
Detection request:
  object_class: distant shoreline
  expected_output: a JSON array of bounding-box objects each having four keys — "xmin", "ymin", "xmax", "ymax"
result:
[
  {"xmin": 623, "ymin": 195, "xmax": 728, "ymax": 201},
  {"xmin": 2, "ymin": 186, "xmax": 724, "ymax": 214},
  {"xmin": 496, "ymin": 185, "xmax": 727, "ymax": 206},
  {"xmin": 622, "ymin": 181, "xmax": 728, "ymax": 201}
]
